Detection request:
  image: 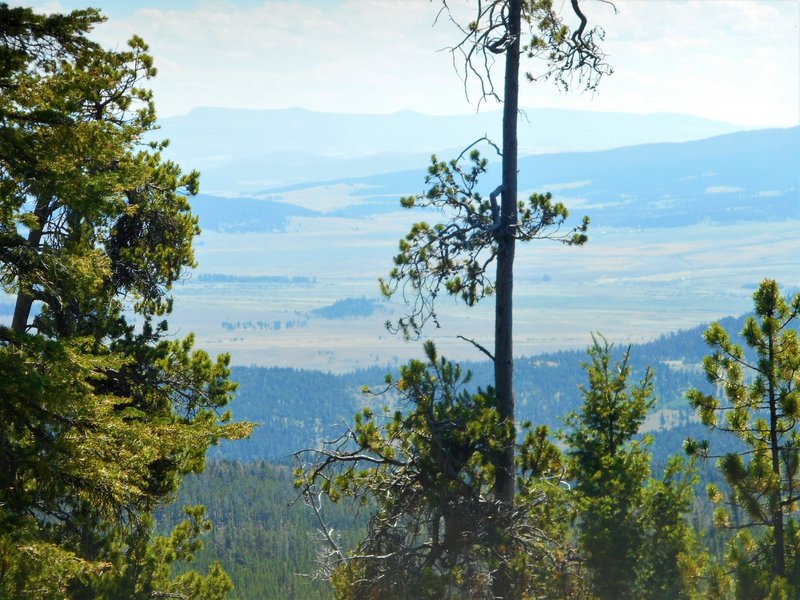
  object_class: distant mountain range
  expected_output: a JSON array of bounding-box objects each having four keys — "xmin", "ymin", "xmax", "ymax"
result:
[
  {"xmin": 157, "ymin": 106, "xmax": 752, "ymax": 193},
  {"xmin": 191, "ymin": 126, "xmax": 799, "ymax": 232},
  {"xmin": 166, "ymin": 111, "xmax": 796, "ymax": 374}
]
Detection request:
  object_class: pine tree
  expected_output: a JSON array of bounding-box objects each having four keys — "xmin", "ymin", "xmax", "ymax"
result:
[
  {"xmin": 565, "ymin": 337, "xmax": 703, "ymax": 599},
  {"xmin": 379, "ymin": 3, "xmax": 612, "ymax": 596},
  {"xmin": 687, "ymin": 279, "xmax": 800, "ymax": 597},
  {"xmin": 296, "ymin": 342, "xmax": 582, "ymax": 599},
  {"xmin": 0, "ymin": 5, "xmax": 251, "ymax": 596},
  {"xmin": 564, "ymin": 337, "xmax": 654, "ymax": 599}
]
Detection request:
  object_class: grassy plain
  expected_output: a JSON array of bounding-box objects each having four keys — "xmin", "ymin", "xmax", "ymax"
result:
[{"xmin": 169, "ymin": 209, "xmax": 799, "ymax": 371}]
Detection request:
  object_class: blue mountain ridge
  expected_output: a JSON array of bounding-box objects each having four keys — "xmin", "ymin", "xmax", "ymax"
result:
[
  {"xmin": 191, "ymin": 126, "xmax": 798, "ymax": 232},
  {"xmin": 158, "ymin": 106, "xmax": 750, "ymax": 192}
]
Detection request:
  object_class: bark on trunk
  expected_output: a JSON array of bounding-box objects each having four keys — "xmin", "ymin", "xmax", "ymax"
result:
[
  {"xmin": 11, "ymin": 292, "xmax": 34, "ymax": 333},
  {"xmin": 492, "ymin": 1, "xmax": 521, "ymax": 597},
  {"xmin": 493, "ymin": 0, "xmax": 520, "ymax": 507},
  {"xmin": 11, "ymin": 226, "xmax": 45, "ymax": 334},
  {"xmin": 767, "ymin": 329, "xmax": 785, "ymax": 577},
  {"xmin": 10, "ymin": 195, "xmax": 53, "ymax": 334}
]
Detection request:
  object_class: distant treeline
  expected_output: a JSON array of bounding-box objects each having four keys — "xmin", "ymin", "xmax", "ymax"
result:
[
  {"xmin": 166, "ymin": 313, "xmax": 775, "ymax": 600},
  {"xmin": 222, "ymin": 319, "xmax": 308, "ymax": 331},
  {"xmin": 156, "ymin": 460, "xmax": 359, "ymax": 600},
  {"xmin": 198, "ymin": 273, "xmax": 316, "ymax": 284},
  {"xmin": 218, "ymin": 297, "xmax": 382, "ymax": 332},
  {"xmin": 216, "ymin": 313, "xmax": 758, "ymax": 463},
  {"xmin": 310, "ymin": 296, "xmax": 380, "ymax": 319}
]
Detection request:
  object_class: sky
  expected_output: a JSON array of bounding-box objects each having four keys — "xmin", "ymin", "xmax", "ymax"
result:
[{"xmin": 15, "ymin": 0, "xmax": 800, "ymax": 127}]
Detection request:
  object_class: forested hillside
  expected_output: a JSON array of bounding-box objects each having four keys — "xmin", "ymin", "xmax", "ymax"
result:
[
  {"xmin": 217, "ymin": 314, "xmax": 749, "ymax": 462},
  {"xmin": 171, "ymin": 314, "xmax": 761, "ymax": 599},
  {"xmin": 157, "ymin": 462, "xmax": 351, "ymax": 600},
  {"xmin": 161, "ymin": 312, "xmax": 761, "ymax": 600},
  {"xmin": 5, "ymin": 3, "xmax": 797, "ymax": 599}
]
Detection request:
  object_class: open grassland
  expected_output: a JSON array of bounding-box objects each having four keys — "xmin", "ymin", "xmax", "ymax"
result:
[{"xmin": 169, "ymin": 216, "xmax": 799, "ymax": 371}]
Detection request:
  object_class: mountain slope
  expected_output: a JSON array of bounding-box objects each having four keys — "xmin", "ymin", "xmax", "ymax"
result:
[
  {"xmin": 216, "ymin": 314, "xmax": 756, "ymax": 462},
  {"xmin": 158, "ymin": 107, "xmax": 749, "ymax": 193},
  {"xmin": 192, "ymin": 126, "xmax": 799, "ymax": 231}
]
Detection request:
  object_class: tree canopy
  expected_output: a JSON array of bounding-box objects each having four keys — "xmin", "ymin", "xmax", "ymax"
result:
[
  {"xmin": 0, "ymin": 5, "xmax": 250, "ymax": 597},
  {"xmin": 296, "ymin": 342, "xmax": 581, "ymax": 599},
  {"xmin": 687, "ymin": 279, "xmax": 800, "ymax": 597},
  {"xmin": 564, "ymin": 337, "xmax": 703, "ymax": 599}
]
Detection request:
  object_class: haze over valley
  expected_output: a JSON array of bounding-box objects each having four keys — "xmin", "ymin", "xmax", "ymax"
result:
[{"xmin": 153, "ymin": 109, "xmax": 799, "ymax": 370}]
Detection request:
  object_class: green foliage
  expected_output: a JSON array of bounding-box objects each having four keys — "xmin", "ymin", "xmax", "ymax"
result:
[
  {"xmin": 687, "ymin": 279, "xmax": 800, "ymax": 595},
  {"xmin": 156, "ymin": 461, "xmax": 350, "ymax": 600},
  {"xmin": 72, "ymin": 506, "xmax": 233, "ymax": 600},
  {"xmin": 380, "ymin": 151, "xmax": 588, "ymax": 338},
  {"xmin": 296, "ymin": 343, "xmax": 582, "ymax": 599},
  {"xmin": 564, "ymin": 337, "xmax": 703, "ymax": 599},
  {"xmin": 564, "ymin": 337, "xmax": 651, "ymax": 599},
  {"xmin": 0, "ymin": 5, "xmax": 251, "ymax": 597},
  {"xmin": 638, "ymin": 455, "xmax": 707, "ymax": 600},
  {"xmin": 520, "ymin": 0, "xmax": 613, "ymax": 92}
]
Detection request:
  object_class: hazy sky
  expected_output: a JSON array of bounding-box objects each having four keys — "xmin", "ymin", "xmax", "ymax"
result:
[{"xmin": 17, "ymin": 0, "xmax": 800, "ymax": 127}]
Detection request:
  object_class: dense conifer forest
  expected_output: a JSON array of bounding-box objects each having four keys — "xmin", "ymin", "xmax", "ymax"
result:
[
  {"xmin": 157, "ymin": 461, "xmax": 344, "ymax": 600},
  {"xmin": 155, "ymin": 315, "xmax": 758, "ymax": 599},
  {"xmin": 216, "ymin": 315, "xmax": 748, "ymax": 462}
]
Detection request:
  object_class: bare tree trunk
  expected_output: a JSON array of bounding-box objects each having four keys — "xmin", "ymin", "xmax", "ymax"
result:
[
  {"xmin": 11, "ymin": 292, "xmax": 34, "ymax": 333},
  {"xmin": 11, "ymin": 225, "xmax": 45, "ymax": 334},
  {"xmin": 767, "ymin": 330, "xmax": 786, "ymax": 577},
  {"xmin": 10, "ymin": 194, "xmax": 55, "ymax": 334},
  {"xmin": 492, "ymin": 1, "xmax": 521, "ymax": 597},
  {"xmin": 493, "ymin": 0, "xmax": 519, "ymax": 511}
]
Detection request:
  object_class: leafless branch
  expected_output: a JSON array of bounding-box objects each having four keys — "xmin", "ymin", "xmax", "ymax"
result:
[
  {"xmin": 457, "ymin": 335, "xmax": 495, "ymax": 362},
  {"xmin": 456, "ymin": 135, "xmax": 503, "ymax": 162}
]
